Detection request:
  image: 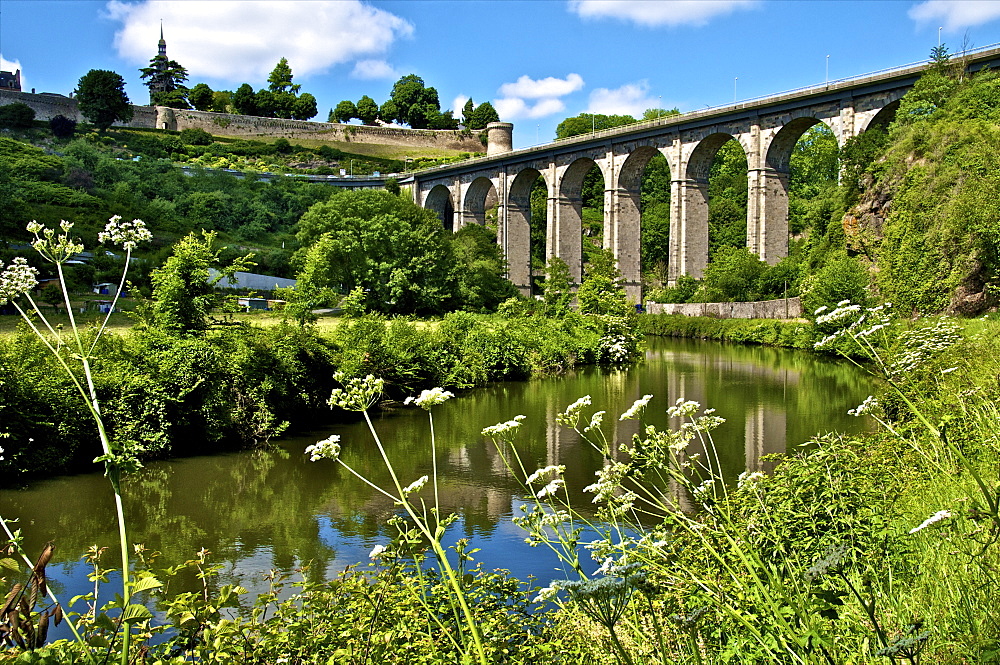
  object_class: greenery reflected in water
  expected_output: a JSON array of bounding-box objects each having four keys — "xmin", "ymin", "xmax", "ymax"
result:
[{"xmin": 2, "ymin": 337, "xmax": 872, "ymax": 595}]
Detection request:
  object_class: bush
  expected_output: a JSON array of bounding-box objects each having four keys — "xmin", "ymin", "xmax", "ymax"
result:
[
  {"xmin": 0, "ymin": 102, "xmax": 36, "ymax": 128},
  {"xmin": 48, "ymin": 114, "xmax": 77, "ymax": 138},
  {"xmin": 179, "ymin": 127, "xmax": 213, "ymax": 146},
  {"xmin": 800, "ymin": 252, "xmax": 870, "ymax": 318}
]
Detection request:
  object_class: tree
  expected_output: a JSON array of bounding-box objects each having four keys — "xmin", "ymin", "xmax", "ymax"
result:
[
  {"xmin": 292, "ymin": 93, "xmax": 317, "ymax": 120},
  {"xmin": 451, "ymin": 224, "xmax": 517, "ymax": 312},
  {"xmin": 211, "ymin": 90, "xmax": 233, "ymax": 113},
  {"xmin": 642, "ymin": 107, "xmax": 681, "ymax": 121},
  {"xmin": 188, "ymin": 83, "xmax": 214, "ymax": 111},
  {"xmin": 385, "ymin": 74, "xmax": 442, "ymax": 129},
  {"xmin": 356, "ymin": 95, "xmax": 379, "ymax": 125},
  {"xmin": 577, "ymin": 247, "xmax": 631, "ymax": 316},
  {"xmin": 148, "ymin": 230, "xmax": 254, "ymax": 334},
  {"xmin": 232, "ymin": 83, "xmax": 257, "ymax": 115},
  {"xmin": 462, "ymin": 99, "xmax": 475, "ymax": 126},
  {"xmin": 555, "ymin": 113, "xmax": 637, "ymax": 139},
  {"xmin": 698, "ymin": 246, "xmax": 766, "ymax": 302},
  {"xmin": 541, "ymin": 256, "xmax": 573, "ymax": 317},
  {"xmin": 467, "ymin": 101, "xmax": 499, "ymax": 130},
  {"xmin": 295, "ymin": 189, "xmax": 459, "ymax": 315},
  {"xmin": 0, "ymin": 103, "xmax": 35, "ymax": 128},
  {"xmin": 267, "ymin": 57, "xmax": 300, "ymax": 94},
  {"xmin": 49, "ymin": 114, "xmax": 76, "ymax": 138},
  {"xmin": 139, "ymin": 54, "xmax": 189, "ymax": 108},
  {"xmin": 331, "ymin": 100, "xmax": 358, "ymax": 123},
  {"xmin": 75, "ymin": 69, "xmax": 133, "ymax": 133}
]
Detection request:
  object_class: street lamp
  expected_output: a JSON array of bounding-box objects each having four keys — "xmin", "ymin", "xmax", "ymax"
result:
[
  {"xmin": 733, "ymin": 77, "xmax": 738, "ymax": 103},
  {"xmin": 350, "ymin": 159, "xmax": 354, "ymax": 177},
  {"xmin": 938, "ymin": 26, "xmax": 943, "ymax": 46},
  {"xmin": 826, "ymin": 55, "xmax": 830, "ymax": 82}
]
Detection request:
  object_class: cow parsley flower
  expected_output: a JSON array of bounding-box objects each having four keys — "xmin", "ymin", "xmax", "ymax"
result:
[
  {"xmin": 402, "ymin": 475, "xmax": 428, "ymax": 494},
  {"xmin": 536, "ymin": 478, "xmax": 564, "ymax": 499},
  {"xmin": 305, "ymin": 435, "xmax": 341, "ymax": 462},
  {"xmin": 98, "ymin": 215, "xmax": 152, "ymax": 251},
  {"xmin": 27, "ymin": 220, "xmax": 84, "ymax": 263},
  {"xmin": 525, "ymin": 465, "xmax": 564, "ymax": 485},
  {"xmin": 0, "ymin": 257, "xmax": 39, "ymax": 305},
  {"xmin": 619, "ymin": 394, "xmax": 653, "ymax": 421},
  {"xmin": 556, "ymin": 395, "xmax": 591, "ymax": 427},
  {"xmin": 404, "ymin": 387, "xmax": 455, "ymax": 410},
  {"xmin": 369, "ymin": 544, "xmax": 387, "ymax": 559},
  {"xmin": 328, "ymin": 372, "xmax": 384, "ymax": 411},
  {"xmin": 848, "ymin": 395, "xmax": 878, "ymax": 417},
  {"xmin": 909, "ymin": 510, "xmax": 952, "ymax": 534},
  {"xmin": 481, "ymin": 414, "xmax": 525, "ymax": 438}
]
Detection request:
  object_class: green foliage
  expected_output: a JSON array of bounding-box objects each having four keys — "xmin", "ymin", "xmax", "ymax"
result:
[
  {"xmin": 577, "ymin": 247, "xmax": 632, "ymax": 316},
  {"xmin": 139, "ymin": 53, "xmax": 189, "ymax": 108},
  {"xmin": 649, "ymin": 274, "xmax": 698, "ymax": 304},
  {"xmin": 355, "ymin": 95, "xmax": 379, "ymax": 125},
  {"xmin": 383, "ymin": 74, "xmax": 443, "ymax": 129},
  {"xmin": 555, "ymin": 113, "xmax": 637, "ymax": 139},
  {"xmin": 708, "ymin": 140, "xmax": 749, "ymax": 259},
  {"xmin": 541, "ymin": 257, "xmax": 574, "ymax": 317},
  {"xmin": 697, "ymin": 246, "xmax": 766, "ymax": 302},
  {"xmin": 331, "ymin": 100, "xmax": 357, "ymax": 123},
  {"xmin": 74, "ymin": 70, "xmax": 133, "ymax": 132},
  {"xmin": 178, "ymin": 127, "xmax": 212, "ymax": 146},
  {"xmin": 295, "ymin": 189, "xmax": 458, "ymax": 315},
  {"xmin": 339, "ymin": 285, "xmax": 366, "ymax": 317},
  {"xmin": 464, "ymin": 100, "xmax": 500, "ymax": 130},
  {"xmin": 0, "ymin": 103, "xmax": 35, "ymax": 128},
  {"xmin": 187, "ymin": 83, "xmax": 214, "ymax": 111},
  {"xmin": 799, "ymin": 252, "xmax": 870, "ymax": 317},
  {"xmin": 147, "ymin": 231, "xmax": 255, "ymax": 335},
  {"xmin": 48, "ymin": 115, "xmax": 76, "ymax": 139},
  {"xmin": 452, "ymin": 223, "xmax": 518, "ymax": 312},
  {"xmin": 231, "ymin": 83, "xmax": 257, "ymax": 115}
]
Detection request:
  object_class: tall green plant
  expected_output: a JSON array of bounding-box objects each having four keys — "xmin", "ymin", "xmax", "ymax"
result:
[{"xmin": 0, "ymin": 216, "xmax": 155, "ymax": 664}]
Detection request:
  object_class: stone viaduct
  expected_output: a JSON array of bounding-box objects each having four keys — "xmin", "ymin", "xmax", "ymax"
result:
[{"xmin": 407, "ymin": 46, "xmax": 1000, "ymax": 301}]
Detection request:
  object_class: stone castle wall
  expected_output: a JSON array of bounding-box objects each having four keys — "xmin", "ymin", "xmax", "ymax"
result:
[{"xmin": 0, "ymin": 89, "xmax": 485, "ymax": 152}]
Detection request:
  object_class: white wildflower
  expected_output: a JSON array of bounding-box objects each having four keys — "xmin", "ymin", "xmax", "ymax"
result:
[
  {"xmin": 909, "ymin": 510, "xmax": 952, "ymax": 534},
  {"xmin": 813, "ymin": 305, "xmax": 829, "ymax": 315},
  {"xmin": 404, "ymin": 387, "xmax": 454, "ymax": 410},
  {"xmin": 0, "ymin": 257, "xmax": 39, "ymax": 305},
  {"xmin": 619, "ymin": 394, "xmax": 653, "ymax": 421},
  {"xmin": 737, "ymin": 471, "xmax": 766, "ymax": 488},
  {"xmin": 532, "ymin": 584, "xmax": 560, "ymax": 604},
  {"xmin": 595, "ymin": 557, "xmax": 616, "ymax": 575},
  {"xmin": 555, "ymin": 395, "xmax": 591, "ymax": 427},
  {"xmin": 481, "ymin": 415, "xmax": 526, "ymax": 438},
  {"xmin": 98, "ymin": 215, "xmax": 152, "ymax": 251},
  {"xmin": 525, "ymin": 465, "xmax": 564, "ymax": 485},
  {"xmin": 328, "ymin": 373, "xmax": 384, "ymax": 411},
  {"xmin": 666, "ymin": 398, "xmax": 701, "ymax": 419},
  {"xmin": 535, "ymin": 478, "xmax": 564, "ymax": 499},
  {"xmin": 369, "ymin": 544, "xmax": 387, "ymax": 559},
  {"xmin": 402, "ymin": 475, "xmax": 428, "ymax": 494},
  {"xmin": 304, "ymin": 435, "xmax": 341, "ymax": 462},
  {"xmin": 692, "ymin": 478, "xmax": 716, "ymax": 502},
  {"xmin": 941, "ymin": 367, "xmax": 958, "ymax": 374},
  {"xmin": 584, "ymin": 410, "xmax": 605, "ymax": 433},
  {"xmin": 848, "ymin": 395, "xmax": 878, "ymax": 417}
]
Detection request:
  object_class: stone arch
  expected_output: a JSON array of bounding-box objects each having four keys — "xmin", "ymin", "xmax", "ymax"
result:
[
  {"xmin": 424, "ymin": 184, "xmax": 455, "ymax": 230},
  {"xmin": 506, "ymin": 168, "xmax": 546, "ymax": 295},
  {"xmin": 764, "ymin": 116, "xmax": 825, "ymax": 172},
  {"xmin": 858, "ymin": 99, "xmax": 900, "ymax": 134},
  {"xmin": 614, "ymin": 145, "xmax": 665, "ymax": 294},
  {"xmin": 463, "ymin": 176, "xmax": 498, "ymax": 227},
  {"xmin": 686, "ymin": 132, "xmax": 746, "ymax": 181},
  {"xmin": 556, "ymin": 157, "xmax": 605, "ymax": 284}
]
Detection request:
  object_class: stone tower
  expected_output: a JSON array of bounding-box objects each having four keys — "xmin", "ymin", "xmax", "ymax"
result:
[{"xmin": 149, "ymin": 23, "xmax": 169, "ymax": 104}]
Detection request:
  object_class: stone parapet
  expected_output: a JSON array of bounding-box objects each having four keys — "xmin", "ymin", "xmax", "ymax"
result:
[{"xmin": 645, "ymin": 297, "xmax": 802, "ymax": 319}]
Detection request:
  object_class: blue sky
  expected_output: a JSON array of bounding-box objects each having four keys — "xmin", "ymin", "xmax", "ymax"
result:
[{"xmin": 3, "ymin": 0, "xmax": 1000, "ymax": 148}]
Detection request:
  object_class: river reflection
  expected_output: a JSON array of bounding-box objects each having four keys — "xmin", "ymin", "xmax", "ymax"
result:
[{"xmin": 1, "ymin": 337, "xmax": 872, "ymax": 608}]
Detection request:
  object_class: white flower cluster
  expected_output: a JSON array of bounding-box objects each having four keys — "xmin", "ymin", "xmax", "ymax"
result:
[
  {"xmin": 305, "ymin": 435, "xmax": 342, "ymax": 462},
  {"xmin": 531, "ymin": 582, "xmax": 561, "ymax": 604},
  {"xmin": 555, "ymin": 395, "xmax": 591, "ymax": 428},
  {"xmin": 891, "ymin": 318, "xmax": 963, "ymax": 375},
  {"xmin": 737, "ymin": 471, "xmax": 766, "ymax": 488},
  {"xmin": 619, "ymin": 394, "xmax": 653, "ymax": 421},
  {"xmin": 583, "ymin": 410, "xmax": 605, "ymax": 433},
  {"xmin": 402, "ymin": 475, "xmax": 428, "ymax": 495},
  {"xmin": 600, "ymin": 334, "xmax": 631, "ymax": 364},
  {"xmin": 526, "ymin": 465, "xmax": 565, "ymax": 499},
  {"xmin": 848, "ymin": 395, "xmax": 878, "ymax": 417},
  {"xmin": 369, "ymin": 544, "xmax": 388, "ymax": 559},
  {"xmin": 0, "ymin": 257, "xmax": 38, "ymax": 305},
  {"xmin": 27, "ymin": 220, "xmax": 84, "ymax": 264},
  {"xmin": 692, "ymin": 478, "xmax": 716, "ymax": 502},
  {"xmin": 328, "ymin": 372, "xmax": 384, "ymax": 412},
  {"xmin": 814, "ymin": 302, "xmax": 894, "ymax": 350},
  {"xmin": 481, "ymin": 414, "xmax": 525, "ymax": 438},
  {"xmin": 583, "ymin": 461, "xmax": 629, "ymax": 504},
  {"xmin": 909, "ymin": 509, "xmax": 952, "ymax": 534},
  {"xmin": 404, "ymin": 387, "xmax": 455, "ymax": 410},
  {"xmin": 98, "ymin": 215, "xmax": 152, "ymax": 251},
  {"xmin": 666, "ymin": 398, "xmax": 701, "ymax": 419}
]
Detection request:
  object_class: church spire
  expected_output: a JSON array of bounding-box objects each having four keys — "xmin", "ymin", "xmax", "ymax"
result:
[{"xmin": 158, "ymin": 21, "xmax": 166, "ymax": 58}]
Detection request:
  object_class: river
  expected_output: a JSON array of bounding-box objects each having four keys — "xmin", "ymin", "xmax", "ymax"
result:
[{"xmin": 0, "ymin": 336, "xmax": 873, "ymax": 610}]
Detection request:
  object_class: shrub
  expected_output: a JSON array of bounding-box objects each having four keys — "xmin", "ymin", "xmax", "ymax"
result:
[
  {"xmin": 0, "ymin": 102, "xmax": 36, "ymax": 128},
  {"xmin": 48, "ymin": 114, "xmax": 77, "ymax": 138},
  {"xmin": 179, "ymin": 127, "xmax": 213, "ymax": 146}
]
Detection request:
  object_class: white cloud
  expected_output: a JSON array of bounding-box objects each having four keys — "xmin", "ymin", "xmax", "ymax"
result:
[
  {"xmin": 493, "ymin": 73, "xmax": 581, "ymax": 120},
  {"xmin": 106, "ymin": 0, "xmax": 413, "ymax": 83},
  {"xmin": 452, "ymin": 94, "xmax": 470, "ymax": 116},
  {"xmin": 909, "ymin": 0, "xmax": 1000, "ymax": 31},
  {"xmin": 587, "ymin": 80, "xmax": 660, "ymax": 117},
  {"xmin": 568, "ymin": 0, "xmax": 758, "ymax": 27},
  {"xmin": 351, "ymin": 59, "xmax": 398, "ymax": 80},
  {"xmin": 498, "ymin": 73, "xmax": 584, "ymax": 99}
]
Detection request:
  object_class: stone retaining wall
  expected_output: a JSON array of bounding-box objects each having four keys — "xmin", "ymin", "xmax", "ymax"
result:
[
  {"xmin": 0, "ymin": 89, "xmax": 485, "ymax": 153},
  {"xmin": 645, "ymin": 297, "xmax": 802, "ymax": 319}
]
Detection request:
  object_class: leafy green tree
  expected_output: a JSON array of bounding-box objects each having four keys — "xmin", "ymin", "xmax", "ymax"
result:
[
  {"xmin": 555, "ymin": 113, "xmax": 637, "ymax": 139},
  {"xmin": 139, "ymin": 54, "xmax": 189, "ymax": 108},
  {"xmin": 698, "ymin": 246, "xmax": 766, "ymax": 302},
  {"xmin": 292, "ymin": 93, "xmax": 318, "ymax": 120},
  {"xmin": 49, "ymin": 114, "xmax": 76, "ymax": 138},
  {"xmin": 188, "ymin": 83, "xmax": 214, "ymax": 111},
  {"xmin": 331, "ymin": 100, "xmax": 358, "ymax": 123},
  {"xmin": 451, "ymin": 223, "xmax": 517, "ymax": 312},
  {"xmin": 708, "ymin": 140, "xmax": 748, "ymax": 259},
  {"xmin": 577, "ymin": 247, "xmax": 631, "ymax": 315},
  {"xmin": 295, "ymin": 189, "xmax": 458, "ymax": 315},
  {"xmin": 0, "ymin": 103, "xmax": 35, "ymax": 128},
  {"xmin": 75, "ymin": 69, "xmax": 133, "ymax": 133},
  {"xmin": 232, "ymin": 83, "xmax": 257, "ymax": 115},
  {"xmin": 541, "ymin": 256, "xmax": 573, "ymax": 317},
  {"xmin": 428, "ymin": 110, "xmax": 459, "ymax": 130},
  {"xmin": 356, "ymin": 95, "xmax": 379, "ymax": 125},
  {"xmin": 800, "ymin": 252, "xmax": 869, "ymax": 316},
  {"xmin": 148, "ymin": 230, "xmax": 254, "ymax": 335},
  {"xmin": 385, "ymin": 74, "xmax": 442, "ymax": 129},
  {"xmin": 642, "ymin": 107, "xmax": 681, "ymax": 120},
  {"xmin": 211, "ymin": 90, "xmax": 233, "ymax": 113},
  {"xmin": 462, "ymin": 99, "xmax": 476, "ymax": 126},
  {"xmin": 466, "ymin": 101, "xmax": 500, "ymax": 130}
]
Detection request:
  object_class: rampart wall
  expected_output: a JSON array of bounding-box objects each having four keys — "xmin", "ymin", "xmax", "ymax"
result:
[
  {"xmin": 645, "ymin": 297, "xmax": 803, "ymax": 319},
  {"xmin": 0, "ymin": 89, "xmax": 485, "ymax": 152}
]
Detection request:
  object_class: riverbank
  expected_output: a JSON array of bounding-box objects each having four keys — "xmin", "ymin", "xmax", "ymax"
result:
[
  {"xmin": 0, "ymin": 311, "xmax": 638, "ymax": 483},
  {"xmin": 640, "ymin": 312, "xmax": 816, "ymax": 349}
]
